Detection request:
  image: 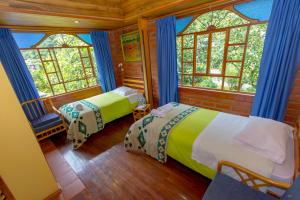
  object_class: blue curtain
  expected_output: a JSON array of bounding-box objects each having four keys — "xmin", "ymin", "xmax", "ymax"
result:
[
  {"xmin": 90, "ymin": 31, "xmax": 116, "ymax": 92},
  {"xmin": 251, "ymin": 0, "xmax": 300, "ymax": 121},
  {"xmin": 156, "ymin": 16, "xmax": 179, "ymax": 106},
  {"xmin": 0, "ymin": 28, "xmax": 40, "ymax": 103}
]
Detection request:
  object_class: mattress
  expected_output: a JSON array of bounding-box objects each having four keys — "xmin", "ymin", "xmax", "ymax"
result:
[
  {"xmin": 85, "ymin": 92, "xmax": 138, "ymax": 124},
  {"xmin": 167, "ymin": 108, "xmax": 294, "ymax": 183},
  {"xmin": 60, "ymin": 91, "xmax": 139, "ymax": 148}
]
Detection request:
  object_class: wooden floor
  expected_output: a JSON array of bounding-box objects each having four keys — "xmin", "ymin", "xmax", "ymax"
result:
[{"xmin": 40, "ymin": 115, "xmax": 211, "ymax": 200}]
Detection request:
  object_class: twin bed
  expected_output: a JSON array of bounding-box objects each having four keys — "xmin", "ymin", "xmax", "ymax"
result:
[
  {"xmin": 59, "ymin": 86, "xmax": 145, "ymax": 148},
  {"xmin": 125, "ymin": 102, "xmax": 299, "ymax": 187}
]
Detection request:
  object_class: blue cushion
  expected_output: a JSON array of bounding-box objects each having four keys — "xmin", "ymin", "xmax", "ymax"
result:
[
  {"xmin": 281, "ymin": 176, "xmax": 300, "ymax": 200},
  {"xmin": 31, "ymin": 113, "xmax": 60, "ymax": 128},
  {"xmin": 203, "ymin": 173, "xmax": 276, "ymax": 200},
  {"xmin": 31, "ymin": 113, "xmax": 63, "ymax": 133}
]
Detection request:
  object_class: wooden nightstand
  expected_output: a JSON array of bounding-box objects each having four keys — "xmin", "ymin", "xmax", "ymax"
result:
[{"xmin": 133, "ymin": 104, "xmax": 151, "ymax": 121}]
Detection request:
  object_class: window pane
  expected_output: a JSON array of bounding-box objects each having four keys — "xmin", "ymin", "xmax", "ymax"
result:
[
  {"xmin": 182, "ymin": 75, "xmax": 193, "ymax": 86},
  {"xmin": 194, "ymin": 76, "xmax": 222, "ymax": 89},
  {"xmin": 229, "ymin": 26, "xmax": 248, "ymax": 44},
  {"xmin": 44, "ymin": 61, "xmax": 55, "ymax": 73},
  {"xmin": 21, "ymin": 49, "xmax": 52, "ymax": 96},
  {"xmin": 183, "ymin": 63, "xmax": 193, "ymax": 74},
  {"xmin": 83, "ymin": 58, "xmax": 92, "ymax": 68},
  {"xmin": 39, "ymin": 49, "xmax": 51, "ymax": 60},
  {"xmin": 48, "ymin": 73, "xmax": 59, "ymax": 84},
  {"xmin": 178, "ymin": 73, "xmax": 182, "ymax": 85},
  {"xmin": 176, "ymin": 36, "xmax": 182, "ymax": 49},
  {"xmin": 176, "ymin": 36, "xmax": 182, "ymax": 73},
  {"xmin": 224, "ymin": 78, "xmax": 239, "ymax": 91},
  {"xmin": 53, "ymin": 84, "xmax": 65, "ymax": 95},
  {"xmin": 65, "ymin": 80, "xmax": 87, "ymax": 92},
  {"xmin": 55, "ymin": 48, "xmax": 84, "ymax": 82},
  {"xmin": 210, "ymin": 31, "xmax": 225, "ymax": 74},
  {"xmin": 183, "ymin": 34, "xmax": 194, "ymax": 48},
  {"xmin": 196, "ymin": 34, "xmax": 208, "ymax": 73},
  {"xmin": 88, "ymin": 77, "xmax": 98, "ymax": 87},
  {"xmin": 241, "ymin": 24, "xmax": 267, "ymax": 93},
  {"xmin": 38, "ymin": 34, "xmax": 88, "ymax": 48},
  {"xmin": 225, "ymin": 62, "xmax": 241, "ymax": 77},
  {"xmin": 80, "ymin": 48, "xmax": 89, "ymax": 57},
  {"xmin": 85, "ymin": 68, "xmax": 93, "ymax": 77},
  {"xmin": 227, "ymin": 45, "xmax": 244, "ymax": 61},
  {"xmin": 184, "ymin": 10, "xmax": 249, "ymax": 34},
  {"xmin": 183, "ymin": 49, "xmax": 193, "ymax": 62},
  {"xmin": 177, "ymin": 51, "xmax": 182, "ymax": 72}
]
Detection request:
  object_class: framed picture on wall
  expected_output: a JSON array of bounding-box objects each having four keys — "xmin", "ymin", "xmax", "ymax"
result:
[{"xmin": 120, "ymin": 31, "xmax": 142, "ymax": 62}]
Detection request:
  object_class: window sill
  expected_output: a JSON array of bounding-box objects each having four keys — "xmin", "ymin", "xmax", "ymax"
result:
[
  {"xmin": 48, "ymin": 85, "xmax": 102, "ymax": 98},
  {"xmin": 178, "ymin": 86, "xmax": 255, "ymax": 97}
]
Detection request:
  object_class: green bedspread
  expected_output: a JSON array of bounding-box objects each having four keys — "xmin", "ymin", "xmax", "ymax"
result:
[
  {"xmin": 167, "ymin": 108, "xmax": 219, "ymax": 179},
  {"xmin": 125, "ymin": 103, "xmax": 219, "ymax": 179},
  {"xmin": 60, "ymin": 92, "xmax": 137, "ymax": 149},
  {"xmin": 86, "ymin": 92, "xmax": 137, "ymax": 123}
]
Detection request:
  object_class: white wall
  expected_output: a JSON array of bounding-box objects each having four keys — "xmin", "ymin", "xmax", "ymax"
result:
[{"xmin": 0, "ymin": 63, "xmax": 58, "ymax": 200}]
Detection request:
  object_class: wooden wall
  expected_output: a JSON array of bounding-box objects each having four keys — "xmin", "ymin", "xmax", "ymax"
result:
[
  {"xmin": 109, "ymin": 20, "xmax": 300, "ymax": 126},
  {"xmin": 51, "ymin": 86, "xmax": 101, "ymax": 108},
  {"xmin": 285, "ymin": 68, "xmax": 300, "ymax": 125},
  {"xmin": 109, "ymin": 25, "xmax": 144, "ymax": 87}
]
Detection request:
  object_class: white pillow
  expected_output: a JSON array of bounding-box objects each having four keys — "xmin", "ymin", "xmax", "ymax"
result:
[
  {"xmin": 234, "ymin": 116, "xmax": 293, "ymax": 164},
  {"xmin": 112, "ymin": 86, "xmax": 137, "ymax": 96}
]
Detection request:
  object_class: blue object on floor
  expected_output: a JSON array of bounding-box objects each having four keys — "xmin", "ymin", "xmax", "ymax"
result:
[
  {"xmin": 203, "ymin": 173, "xmax": 300, "ymax": 200},
  {"xmin": 202, "ymin": 173, "xmax": 276, "ymax": 200},
  {"xmin": 281, "ymin": 176, "xmax": 300, "ymax": 200}
]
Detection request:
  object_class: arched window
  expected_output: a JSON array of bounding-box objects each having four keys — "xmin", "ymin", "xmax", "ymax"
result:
[
  {"xmin": 21, "ymin": 34, "xmax": 98, "ymax": 96},
  {"xmin": 177, "ymin": 9, "xmax": 267, "ymax": 93}
]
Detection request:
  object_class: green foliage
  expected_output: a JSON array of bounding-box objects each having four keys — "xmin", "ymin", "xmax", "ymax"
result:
[
  {"xmin": 178, "ymin": 9, "xmax": 267, "ymax": 93},
  {"xmin": 21, "ymin": 34, "xmax": 98, "ymax": 97},
  {"xmin": 241, "ymin": 24, "xmax": 267, "ymax": 92}
]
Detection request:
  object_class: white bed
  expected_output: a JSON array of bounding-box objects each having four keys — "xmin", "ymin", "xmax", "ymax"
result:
[{"xmin": 192, "ymin": 112, "xmax": 295, "ymax": 184}]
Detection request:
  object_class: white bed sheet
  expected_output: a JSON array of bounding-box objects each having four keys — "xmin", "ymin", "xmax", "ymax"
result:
[{"xmin": 192, "ymin": 112, "xmax": 294, "ymax": 183}]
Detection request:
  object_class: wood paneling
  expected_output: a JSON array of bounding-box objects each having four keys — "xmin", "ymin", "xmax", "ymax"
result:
[
  {"xmin": 0, "ymin": 0, "xmax": 233, "ymax": 30},
  {"xmin": 0, "ymin": 12, "xmax": 124, "ymax": 31},
  {"xmin": 138, "ymin": 18, "xmax": 153, "ymax": 106},
  {"xmin": 109, "ymin": 25, "xmax": 144, "ymax": 87},
  {"xmin": 285, "ymin": 66, "xmax": 300, "ymax": 126},
  {"xmin": 122, "ymin": 0, "xmax": 212, "ymax": 25},
  {"xmin": 1, "ymin": 0, "xmax": 123, "ymax": 20},
  {"xmin": 50, "ymin": 86, "xmax": 101, "ymax": 108}
]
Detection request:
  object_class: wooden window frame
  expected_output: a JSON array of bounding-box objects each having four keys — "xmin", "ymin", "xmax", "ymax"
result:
[
  {"xmin": 20, "ymin": 33, "xmax": 99, "ymax": 97},
  {"xmin": 177, "ymin": 7, "xmax": 268, "ymax": 94}
]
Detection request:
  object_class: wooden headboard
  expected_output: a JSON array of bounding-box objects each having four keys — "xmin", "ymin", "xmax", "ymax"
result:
[
  {"xmin": 122, "ymin": 77, "xmax": 145, "ymax": 94},
  {"xmin": 119, "ymin": 63, "xmax": 145, "ymax": 94}
]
